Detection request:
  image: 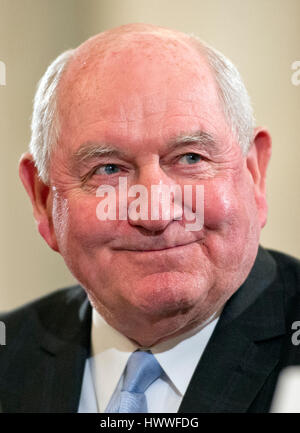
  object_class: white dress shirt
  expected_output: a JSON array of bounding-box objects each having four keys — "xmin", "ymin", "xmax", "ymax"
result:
[{"xmin": 78, "ymin": 308, "xmax": 220, "ymax": 413}]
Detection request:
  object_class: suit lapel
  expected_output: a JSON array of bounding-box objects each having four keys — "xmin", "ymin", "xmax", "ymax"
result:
[
  {"xmin": 33, "ymin": 340, "xmax": 89, "ymax": 412},
  {"xmin": 40, "ymin": 294, "xmax": 92, "ymax": 413},
  {"xmin": 179, "ymin": 247, "xmax": 286, "ymax": 413}
]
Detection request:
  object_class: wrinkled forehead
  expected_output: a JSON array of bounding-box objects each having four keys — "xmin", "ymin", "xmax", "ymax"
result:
[
  {"xmin": 58, "ymin": 28, "xmax": 218, "ymax": 108},
  {"xmin": 61, "ymin": 26, "xmax": 208, "ymax": 82},
  {"xmin": 55, "ymin": 27, "xmax": 228, "ymax": 151}
]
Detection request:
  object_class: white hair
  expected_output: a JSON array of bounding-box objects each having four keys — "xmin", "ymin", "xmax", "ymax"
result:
[
  {"xmin": 29, "ymin": 49, "xmax": 74, "ymax": 183},
  {"xmin": 29, "ymin": 37, "xmax": 255, "ymax": 183},
  {"xmin": 194, "ymin": 37, "xmax": 255, "ymax": 154}
]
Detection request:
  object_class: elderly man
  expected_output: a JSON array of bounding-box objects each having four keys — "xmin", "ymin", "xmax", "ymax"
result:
[{"xmin": 1, "ymin": 23, "xmax": 299, "ymax": 413}]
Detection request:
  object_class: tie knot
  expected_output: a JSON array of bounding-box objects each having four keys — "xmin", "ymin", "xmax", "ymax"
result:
[{"xmin": 122, "ymin": 350, "xmax": 163, "ymax": 394}]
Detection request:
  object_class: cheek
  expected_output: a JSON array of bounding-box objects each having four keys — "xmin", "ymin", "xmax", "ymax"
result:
[
  {"xmin": 201, "ymin": 174, "xmax": 259, "ymax": 234},
  {"xmin": 200, "ymin": 174, "xmax": 261, "ymax": 272},
  {"xmin": 202, "ymin": 181, "xmax": 238, "ymax": 229},
  {"xmin": 52, "ymin": 194, "xmax": 117, "ymax": 254}
]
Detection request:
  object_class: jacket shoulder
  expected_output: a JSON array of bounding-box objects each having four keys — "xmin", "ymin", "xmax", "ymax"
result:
[
  {"xmin": 266, "ymin": 248, "xmax": 300, "ymax": 299},
  {"xmin": 0, "ymin": 285, "xmax": 88, "ymax": 344}
]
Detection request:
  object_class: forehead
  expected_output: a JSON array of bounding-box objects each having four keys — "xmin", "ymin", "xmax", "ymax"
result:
[{"xmin": 57, "ymin": 32, "xmax": 229, "ymax": 151}]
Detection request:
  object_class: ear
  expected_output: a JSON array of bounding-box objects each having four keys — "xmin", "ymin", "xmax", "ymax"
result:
[
  {"xmin": 246, "ymin": 127, "xmax": 272, "ymax": 228},
  {"xmin": 19, "ymin": 152, "xmax": 59, "ymax": 252}
]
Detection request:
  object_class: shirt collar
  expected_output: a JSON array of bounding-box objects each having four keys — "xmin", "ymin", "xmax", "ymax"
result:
[{"xmin": 91, "ymin": 308, "xmax": 220, "ymax": 412}]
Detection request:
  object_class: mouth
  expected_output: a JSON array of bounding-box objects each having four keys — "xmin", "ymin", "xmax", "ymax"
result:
[{"xmin": 120, "ymin": 240, "xmax": 197, "ymax": 253}]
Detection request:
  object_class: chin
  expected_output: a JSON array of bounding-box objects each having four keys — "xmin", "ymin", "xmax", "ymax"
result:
[{"xmin": 128, "ymin": 271, "xmax": 208, "ymax": 318}]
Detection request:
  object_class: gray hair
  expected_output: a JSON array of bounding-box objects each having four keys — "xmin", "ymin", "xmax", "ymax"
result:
[
  {"xmin": 29, "ymin": 49, "xmax": 74, "ymax": 183},
  {"xmin": 195, "ymin": 38, "xmax": 255, "ymax": 154},
  {"xmin": 29, "ymin": 36, "xmax": 255, "ymax": 184}
]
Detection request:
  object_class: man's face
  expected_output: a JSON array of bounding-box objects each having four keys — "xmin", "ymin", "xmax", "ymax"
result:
[{"xmin": 31, "ymin": 34, "xmax": 269, "ymax": 346}]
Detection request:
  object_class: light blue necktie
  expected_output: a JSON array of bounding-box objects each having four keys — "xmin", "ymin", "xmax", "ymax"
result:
[{"xmin": 106, "ymin": 350, "xmax": 163, "ymax": 413}]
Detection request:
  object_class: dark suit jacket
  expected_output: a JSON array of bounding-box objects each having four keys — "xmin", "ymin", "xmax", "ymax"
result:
[{"xmin": 1, "ymin": 246, "xmax": 300, "ymax": 413}]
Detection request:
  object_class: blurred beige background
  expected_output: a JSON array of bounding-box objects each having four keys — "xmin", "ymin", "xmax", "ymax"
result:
[{"xmin": 0, "ymin": 0, "xmax": 299, "ymax": 310}]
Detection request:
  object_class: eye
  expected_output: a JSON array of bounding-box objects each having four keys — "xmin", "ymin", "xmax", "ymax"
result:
[
  {"xmin": 178, "ymin": 153, "xmax": 202, "ymax": 165},
  {"xmin": 94, "ymin": 164, "xmax": 121, "ymax": 175}
]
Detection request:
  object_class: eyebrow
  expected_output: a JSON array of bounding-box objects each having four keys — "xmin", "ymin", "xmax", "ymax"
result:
[
  {"xmin": 168, "ymin": 130, "xmax": 218, "ymax": 151},
  {"xmin": 72, "ymin": 142, "xmax": 128, "ymax": 166},
  {"xmin": 73, "ymin": 131, "xmax": 217, "ymax": 166}
]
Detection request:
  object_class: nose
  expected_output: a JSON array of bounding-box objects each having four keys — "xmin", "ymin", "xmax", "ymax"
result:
[{"xmin": 127, "ymin": 164, "xmax": 182, "ymax": 232}]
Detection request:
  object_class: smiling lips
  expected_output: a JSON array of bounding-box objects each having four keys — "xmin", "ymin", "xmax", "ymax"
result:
[
  {"xmin": 116, "ymin": 239, "xmax": 200, "ymax": 253},
  {"xmin": 109, "ymin": 222, "xmax": 206, "ymax": 253}
]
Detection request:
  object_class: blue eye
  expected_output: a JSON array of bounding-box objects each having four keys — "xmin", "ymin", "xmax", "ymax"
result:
[
  {"xmin": 95, "ymin": 164, "xmax": 120, "ymax": 175},
  {"xmin": 179, "ymin": 153, "xmax": 202, "ymax": 165}
]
